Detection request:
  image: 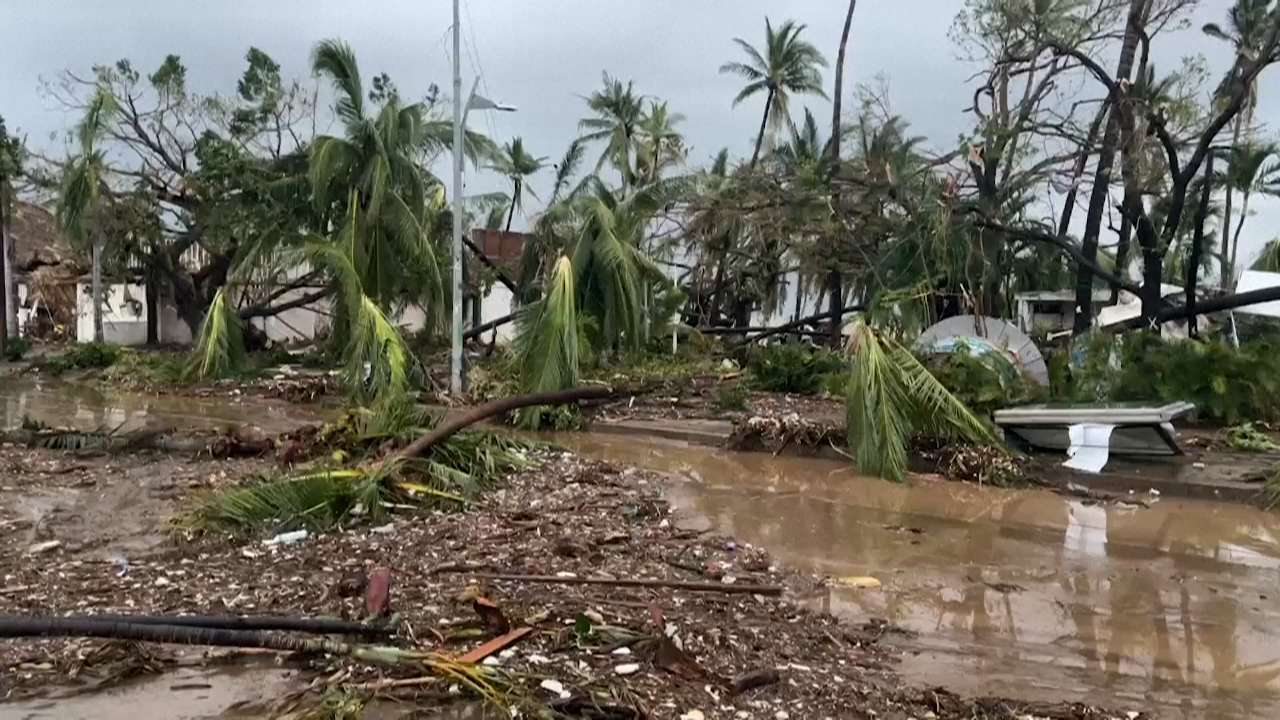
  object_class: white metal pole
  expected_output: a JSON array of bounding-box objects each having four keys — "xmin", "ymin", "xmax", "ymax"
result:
[{"xmin": 450, "ymin": 0, "xmax": 464, "ymax": 396}]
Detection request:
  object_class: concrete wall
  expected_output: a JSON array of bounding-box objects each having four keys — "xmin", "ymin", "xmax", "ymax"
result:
[{"xmin": 75, "ymin": 280, "xmax": 520, "ymax": 348}]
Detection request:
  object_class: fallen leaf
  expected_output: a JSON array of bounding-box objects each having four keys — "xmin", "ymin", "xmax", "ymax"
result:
[
  {"xmin": 364, "ymin": 567, "xmax": 393, "ymax": 617},
  {"xmin": 655, "ymin": 634, "xmax": 706, "ymax": 679},
  {"xmin": 731, "ymin": 668, "xmax": 781, "ymax": 695},
  {"xmin": 473, "ymin": 596, "xmax": 510, "ymax": 635}
]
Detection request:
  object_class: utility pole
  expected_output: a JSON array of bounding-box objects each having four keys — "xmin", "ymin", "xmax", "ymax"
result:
[{"xmin": 450, "ymin": 0, "xmax": 465, "ymax": 397}]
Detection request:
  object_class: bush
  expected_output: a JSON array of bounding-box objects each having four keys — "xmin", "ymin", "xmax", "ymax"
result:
[
  {"xmin": 746, "ymin": 343, "xmax": 846, "ymax": 395},
  {"xmin": 3, "ymin": 336, "xmax": 31, "ymax": 362},
  {"xmin": 1067, "ymin": 332, "xmax": 1280, "ymax": 425},
  {"xmin": 714, "ymin": 380, "xmax": 749, "ymax": 411},
  {"xmin": 42, "ymin": 341, "xmax": 121, "ymax": 375},
  {"xmin": 926, "ymin": 346, "xmax": 1045, "ymax": 417}
]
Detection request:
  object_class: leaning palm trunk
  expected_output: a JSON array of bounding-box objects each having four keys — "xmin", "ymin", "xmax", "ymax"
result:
[{"xmin": 845, "ymin": 319, "xmax": 998, "ymax": 482}]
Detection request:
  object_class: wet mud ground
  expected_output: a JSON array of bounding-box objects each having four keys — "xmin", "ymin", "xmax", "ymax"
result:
[
  {"xmin": 0, "ymin": 380, "xmax": 1269, "ymax": 717},
  {"xmin": 553, "ymin": 433, "xmax": 1280, "ymax": 719}
]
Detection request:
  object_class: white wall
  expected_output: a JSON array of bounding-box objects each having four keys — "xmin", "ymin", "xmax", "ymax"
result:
[{"xmin": 75, "ymin": 282, "xmax": 150, "ymax": 345}]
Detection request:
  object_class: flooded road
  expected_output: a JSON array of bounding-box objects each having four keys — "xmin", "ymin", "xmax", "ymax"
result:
[
  {"xmin": 0, "ymin": 378, "xmax": 330, "ymax": 435},
  {"xmin": 555, "ymin": 432, "xmax": 1280, "ymax": 720},
  {"xmin": 2, "ymin": 661, "xmax": 301, "ymax": 720},
  {"xmin": 2, "ymin": 376, "xmax": 1279, "ymax": 718}
]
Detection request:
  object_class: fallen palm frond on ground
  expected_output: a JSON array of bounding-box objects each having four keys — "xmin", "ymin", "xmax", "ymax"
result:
[
  {"xmin": 184, "ymin": 387, "xmax": 612, "ymax": 533},
  {"xmin": 845, "ymin": 319, "xmax": 1001, "ymax": 482}
]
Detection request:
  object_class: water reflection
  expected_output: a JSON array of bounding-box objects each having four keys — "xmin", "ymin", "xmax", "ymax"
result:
[
  {"xmin": 0, "ymin": 377, "xmax": 329, "ymax": 434},
  {"xmin": 556, "ymin": 432, "xmax": 1280, "ymax": 719}
]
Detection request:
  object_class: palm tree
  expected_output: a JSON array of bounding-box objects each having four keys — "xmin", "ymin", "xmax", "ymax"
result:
[
  {"xmin": 720, "ymin": 18, "xmax": 828, "ymax": 168},
  {"xmin": 635, "ymin": 101, "xmax": 686, "ymax": 185},
  {"xmin": 1203, "ymin": 0, "xmax": 1274, "ymax": 288},
  {"xmin": 56, "ymin": 88, "xmax": 116, "ymax": 343},
  {"xmin": 845, "ymin": 319, "xmax": 997, "ymax": 482},
  {"xmin": 1222, "ymin": 141, "xmax": 1280, "ymax": 287},
  {"xmin": 771, "ymin": 107, "xmax": 831, "ymax": 180},
  {"xmin": 579, "ymin": 73, "xmax": 646, "ymax": 190},
  {"xmin": 1251, "ymin": 238, "xmax": 1280, "ymax": 272},
  {"xmin": 488, "ymin": 137, "xmax": 547, "ymax": 233},
  {"xmin": 308, "ymin": 40, "xmax": 449, "ymax": 316}
]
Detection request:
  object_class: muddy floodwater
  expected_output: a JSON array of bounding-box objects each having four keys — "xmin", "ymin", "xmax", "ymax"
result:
[
  {"xmin": 1, "ymin": 378, "xmax": 1279, "ymax": 718},
  {"xmin": 0, "ymin": 378, "xmax": 330, "ymax": 435},
  {"xmin": 554, "ymin": 432, "xmax": 1280, "ymax": 720}
]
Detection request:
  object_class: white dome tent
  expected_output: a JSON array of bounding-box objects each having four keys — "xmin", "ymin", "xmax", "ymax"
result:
[{"xmin": 913, "ymin": 314, "xmax": 1050, "ymax": 386}]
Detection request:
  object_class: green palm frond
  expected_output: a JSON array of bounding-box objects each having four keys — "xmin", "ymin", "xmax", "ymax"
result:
[
  {"xmin": 513, "ymin": 256, "xmax": 583, "ymax": 428},
  {"xmin": 186, "ymin": 286, "xmax": 246, "ymax": 380},
  {"xmin": 846, "ymin": 322, "xmax": 914, "ymax": 482},
  {"xmin": 189, "ymin": 467, "xmax": 388, "ymax": 533},
  {"xmin": 312, "ymin": 39, "xmax": 365, "ymax": 126},
  {"xmin": 845, "ymin": 320, "xmax": 1001, "ymax": 482}
]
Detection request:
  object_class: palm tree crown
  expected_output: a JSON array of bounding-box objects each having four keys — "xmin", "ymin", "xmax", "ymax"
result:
[
  {"xmin": 720, "ymin": 18, "xmax": 828, "ymax": 167},
  {"xmin": 489, "ymin": 137, "xmax": 547, "ymax": 232}
]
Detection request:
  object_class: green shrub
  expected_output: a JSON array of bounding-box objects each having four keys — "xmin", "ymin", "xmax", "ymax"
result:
[
  {"xmin": 1067, "ymin": 332, "xmax": 1280, "ymax": 425},
  {"xmin": 714, "ymin": 380, "xmax": 749, "ymax": 411},
  {"xmin": 42, "ymin": 341, "xmax": 121, "ymax": 375},
  {"xmin": 746, "ymin": 343, "xmax": 846, "ymax": 395},
  {"xmin": 926, "ymin": 345, "xmax": 1045, "ymax": 417},
  {"xmin": 3, "ymin": 336, "xmax": 31, "ymax": 362}
]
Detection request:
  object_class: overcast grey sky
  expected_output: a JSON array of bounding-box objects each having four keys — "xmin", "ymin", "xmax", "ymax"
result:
[{"xmin": 2, "ymin": 0, "xmax": 1277, "ymax": 271}]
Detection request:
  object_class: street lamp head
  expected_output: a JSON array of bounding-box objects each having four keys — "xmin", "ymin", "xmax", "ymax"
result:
[{"xmin": 467, "ymin": 94, "xmax": 518, "ymax": 113}]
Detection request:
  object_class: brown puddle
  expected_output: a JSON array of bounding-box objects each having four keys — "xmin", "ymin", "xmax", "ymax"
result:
[
  {"xmin": 0, "ymin": 661, "xmax": 300, "ymax": 720},
  {"xmin": 0, "ymin": 378, "xmax": 330, "ymax": 435},
  {"xmin": 554, "ymin": 432, "xmax": 1280, "ymax": 720}
]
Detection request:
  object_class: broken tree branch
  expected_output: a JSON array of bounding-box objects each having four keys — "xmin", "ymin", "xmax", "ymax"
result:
[{"xmin": 394, "ymin": 386, "xmax": 613, "ymax": 461}]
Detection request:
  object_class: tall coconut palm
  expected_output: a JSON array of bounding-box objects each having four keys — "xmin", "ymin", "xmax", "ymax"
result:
[
  {"xmin": 579, "ymin": 74, "xmax": 647, "ymax": 190},
  {"xmin": 488, "ymin": 137, "xmax": 547, "ymax": 233},
  {"xmin": 1222, "ymin": 142, "xmax": 1280, "ymax": 286},
  {"xmin": 635, "ymin": 101, "xmax": 686, "ymax": 185},
  {"xmin": 309, "ymin": 39, "xmax": 451, "ymax": 317},
  {"xmin": 1204, "ymin": 0, "xmax": 1274, "ymax": 288},
  {"xmin": 720, "ymin": 18, "xmax": 828, "ymax": 168},
  {"xmin": 56, "ymin": 88, "xmax": 116, "ymax": 343}
]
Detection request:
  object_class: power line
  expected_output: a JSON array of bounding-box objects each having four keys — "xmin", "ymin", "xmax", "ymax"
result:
[{"xmin": 461, "ymin": 0, "xmax": 502, "ymax": 144}]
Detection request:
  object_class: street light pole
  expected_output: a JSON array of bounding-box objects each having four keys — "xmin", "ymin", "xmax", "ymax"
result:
[{"xmin": 450, "ymin": 0, "xmax": 465, "ymax": 397}]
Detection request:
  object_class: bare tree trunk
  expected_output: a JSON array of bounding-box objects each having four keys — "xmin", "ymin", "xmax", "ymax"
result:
[
  {"xmin": 1109, "ymin": 194, "xmax": 1134, "ymax": 305},
  {"xmin": 91, "ymin": 229, "xmax": 104, "ymax": 343},
  {"xmin": 0, "ymin": 190, "xmax": 8, "ymax": 358},
  {"xmin": 1229, "ymin": 187, "xmax": 1253, "ymax": 290},
  {"xmin": 1187, "ymin": 151, "xmax": 1214, "ymax": 337},
  {"xmin": 1, "ymin": 183, "xmax": 13, "ymax": 340},
  {"xmin": 827, "ymin": 0, "xmax": 857, "ymax": 346},
  {"xmin": 1072, "ymin": 0, "xmax": 1145, "ymax": 335},
  {"xmin": 504, "ymin": 181, "xmax": 519, "ymax": 233},
  {"xmin": 749, "ymin": 88, "xmax": 775, "ymax": 168},
  {"xmin": 145, "ymin": 267, "xmax": 159, "ymax": 345},
  {"xmin": 1220, "ymin": 119, "xmax": 1242, "ymax": 289}
]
